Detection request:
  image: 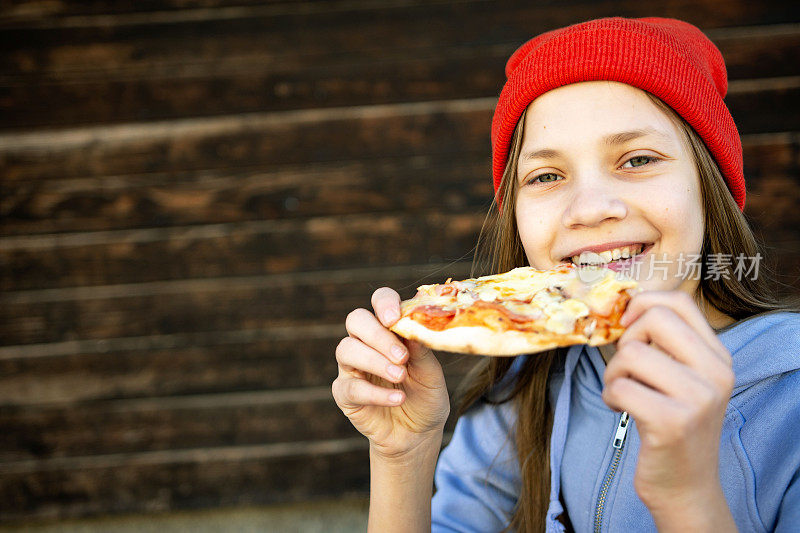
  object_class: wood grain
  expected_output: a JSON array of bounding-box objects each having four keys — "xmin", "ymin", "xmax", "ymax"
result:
[
  {"xmin": 1, "ymin": 154, "xmax": 492, "ymax": 236},
  {"xmin": 1, "ymin": 24, "xmax": 798, "ymax": 128},
  {"xmin": 0, "ymin": 323, "xmax": 477, "ymax": 406},
  {"xmin": 0, "ymin": 263, "xmax": 477, "ymax": 345},
  {"xmin": 0, "ymin": 211, "xmax": 484, "ymax": 291},
  {"xmin": 0, "ymin": 439, "xmax": 378, "ymax": 522},
  {"xmin": 0, "ymin": 380, "xmax": 475, "ymax": 461},
  {"xmin": 2, "ymin": 0, "xmax": 313, "ymax": 22},
  {"xmin": 0, "ymin": 99, "xmax": 494, "ymax": 182},
  {"xmin": 4, "ymin": 0, "xmax": 798, "ymax": 26}
]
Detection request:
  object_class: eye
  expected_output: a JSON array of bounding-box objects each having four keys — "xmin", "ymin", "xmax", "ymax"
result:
[
  {"xmin": 621, "ymin": 155, "xmax": 660, "ymax": 169},
  {"xmin": 524, "ymin": 172, "xmax": 562, "ymax": 186}
]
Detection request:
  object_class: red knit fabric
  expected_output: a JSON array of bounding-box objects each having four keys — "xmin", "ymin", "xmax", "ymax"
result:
[{"xmin": 491, "ymin": 17, "xmax": 745, "ymax": 210}]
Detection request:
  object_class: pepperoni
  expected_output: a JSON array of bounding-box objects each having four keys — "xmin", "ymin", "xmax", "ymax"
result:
[
  {"xmin": 470, "ymin": 300, "xmax": 541, "ymax": 323},
  {"xmin": 410, "ymin": 304, "xmax": 456, "ymax": 316},
  {"xmin": 433, "ymin": 284, "xmax": 457, "ymax": 297},
  {"xmin": 409, "ymin": 305, "xmax": 456, "ymax": 331}
]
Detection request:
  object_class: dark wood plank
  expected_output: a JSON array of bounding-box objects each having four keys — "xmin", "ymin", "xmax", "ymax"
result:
[
  {"xmin": 740, "ymin": 135, "xmax": 800, "ymax": 296},
  {"xmin": 0, "ymin": 263, "xmax": 477, "ymax": 345},
  {"xmin": 5, "ymin": 0, "xmax": 797, "ymax": 59},
  {"xmin": 0, "ymin": 324, "xmax": 477, "ymax": 406},
  {"xmin": 0, "ymin": 99, "xmax": 494, "ymax": 182},
  {"xmin": 741, "ymin": 133, "xmax": 800, "ymax": 240},
  {"xmin": 713, "ymin": 24, "xmax": 800, "ymax": 80},
  {"xmin": 748, "ymin": 176, "xmax": 800, "ymax": 234},
  {"xmin": 0, "ymin": 327, "xmax": 349, "ymax": 406},
  {"xmin": 0, "ymin": 389, "xmax": 346, "ymax": 461},
  {"xmin": 0, "ymin": 47, "xmax": 509, "ymax": 129},
  {"xmin": 0, "ymin": 211, "xmax": 485, "ymax": 291},
  {"xmin": 726, "ymin": 77, "xmax": 800, "ymax": 135},
  {"xmin": 4, "ymin": 0, "xmax": 797, "ymax": 66},
  {"xmin": 1, "ymin": 0, "xmax": 312, "ymax": 22},
  {"xmin": 0, "ymin": 375, "xmax": 473, "ymax": 461},
  {"xmin": 0, "ymin": 154, "xmax": 492, "ymax": 236},
  {"xmin": 5, "ymin": 0, "xmax": 800, "ymax": 27},
  {"xmin": 741, "ymin": 132, "xmax": 800, "ymax": 181},
  {"xmin": 2, "ymin": 24, "xmax": 798, "ymax": 128},
  {"xmin": 0, "ymin": 439, "xmax": 379, "ymax": 522}
]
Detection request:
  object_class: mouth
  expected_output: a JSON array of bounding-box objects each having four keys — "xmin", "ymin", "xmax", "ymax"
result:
[{"xmin": 562, "ymin": 242, "xmax": 654, "ymax": 269}]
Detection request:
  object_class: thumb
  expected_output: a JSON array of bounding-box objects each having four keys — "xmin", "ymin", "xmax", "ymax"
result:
[
  {"xmin": 404, "ymin": 339, "xmax": 443, "ymax": 373},
  {"xmin": 405, "ymin": 338, "xmax": 432, "ymax": 360}
]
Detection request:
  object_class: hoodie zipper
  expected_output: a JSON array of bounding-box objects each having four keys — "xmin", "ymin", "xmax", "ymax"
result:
[{"xmin": 593, "ymin": 412, "xmax": 630, "ymax": 533}]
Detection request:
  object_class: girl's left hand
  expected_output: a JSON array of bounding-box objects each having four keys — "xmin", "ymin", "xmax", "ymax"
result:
[{"xmin": 601, "ymin": 290, "xmax": 736, "ymax": 526}]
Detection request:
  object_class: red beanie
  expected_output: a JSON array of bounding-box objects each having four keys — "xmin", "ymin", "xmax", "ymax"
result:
[{"xmin": 491, "ymin": 17, "xmax": 745, "ymax": 210}]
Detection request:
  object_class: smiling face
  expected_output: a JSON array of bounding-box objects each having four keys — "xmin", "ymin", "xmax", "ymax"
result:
[{"xmin": 514, "ymin": 81, "xmax": 705, "ymax": 295}]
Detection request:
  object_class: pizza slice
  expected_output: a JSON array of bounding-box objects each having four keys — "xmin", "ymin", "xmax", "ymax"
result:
[{"xmin": 389, "ymin": 263, "xmax": 640, "ymax": 356}]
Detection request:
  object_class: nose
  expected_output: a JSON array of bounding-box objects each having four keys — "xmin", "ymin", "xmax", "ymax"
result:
[{"xmin": 561, "ymin": 181, "xmax": 628, "ymax": 228}]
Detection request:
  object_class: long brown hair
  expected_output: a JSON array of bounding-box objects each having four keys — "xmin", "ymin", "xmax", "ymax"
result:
[{"xmin": 452, "ymin": 93, "xmax": 798, "ymax": 532}]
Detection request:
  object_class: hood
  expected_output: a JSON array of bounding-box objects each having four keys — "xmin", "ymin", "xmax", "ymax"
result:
[{"xmin": 717, "ymin": 310, "xmax": 800, "ymax": 394}]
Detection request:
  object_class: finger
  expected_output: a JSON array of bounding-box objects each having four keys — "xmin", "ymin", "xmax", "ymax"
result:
[
  {"xmin": 604, "ymin": 339, "xmax": 709, "ymax": 401},
  {"xmin": 370, "ymin": 287, "xmax": 441, "ymax": 368},
  {"xmin": 371, "ymin": 287, "xmax": 402, "ymax": 327},
  {"xmin": 336, "ymin": 336, "xmax": 406, "ymax": 384},
  {"xmin": 602, "ymin": 376, "xmax": 682, "ymax": 430},
  {"xmin": 337, "ymin": 363, "xmax": 367, "ymax": 380},
  {"xmin": 620, "ymin": 291, "xmax": 730, "ymax": 363},
  {"xmin": 345, "ymin": 307, "xmax": 408, "ymax": 365},
  {"xmin": 332, "ymin": 376, "xmax": 404, "ymax": 411},
  {"xmin": 620, "ymin": 304, "xmax": 712, "ymax": 364},
  {"xmin": 618, "ymin": 305, "xmax": 734, "ymax": 392}
]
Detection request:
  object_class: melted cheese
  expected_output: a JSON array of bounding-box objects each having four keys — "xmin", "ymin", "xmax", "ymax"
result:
[
  {"xmin": 478, "ymin": 287, "xmax": 500, "ymax": 302},
  {"xmin": 503, "ymin": 301, "xmax": 545, "ymax": 319},
  {"xmin": 581, "ymin": 269, "xmax": 638, "ymax": 316},
  {"xmin": 562, "ymin": 299, "xmax": 590, "ymax": 318}
]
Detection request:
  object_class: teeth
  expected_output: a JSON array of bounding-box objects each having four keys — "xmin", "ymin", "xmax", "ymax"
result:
[
  {"xmin": 576, "ymin": 251, "xmax": 605, "ymax": 265},
  {"xmin": 571, "ymin": 244, "xmax": 646, "ymax": 265}
]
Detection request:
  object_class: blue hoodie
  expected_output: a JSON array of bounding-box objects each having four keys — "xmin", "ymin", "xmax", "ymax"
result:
[{"xmin": 431, "ymin": 310, "xmax": 800, "ymax": 531}]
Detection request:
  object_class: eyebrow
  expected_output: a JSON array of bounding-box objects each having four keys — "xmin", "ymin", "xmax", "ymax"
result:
[{"xmin": 519, "ymin": 128, "xmax": 672, "ymax": 162}]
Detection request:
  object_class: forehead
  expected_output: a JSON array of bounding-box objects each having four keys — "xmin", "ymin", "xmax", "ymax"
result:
[{"xmin": 521, "ymin": 81, "xmax": 681, "ymax": 144}]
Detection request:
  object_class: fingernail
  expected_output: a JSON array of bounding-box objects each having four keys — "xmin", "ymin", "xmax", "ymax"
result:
[
  {"xmin": 391, "ymin": 345, "xmax": 407, "ymax": 363},
  {"xmin": 384, "ymin": 309, "xmax": 399, "ymax": 324},
  {"xmin": 620, "ymin": 313, "xmax": 630, "ymax": 327},
  {"xmin": 389, "ymin": 392, "xmax": 403, "ymax": 404},
  {"xmin": 387, "ymin": 364, "xmax": 404, "ymax": 380}
]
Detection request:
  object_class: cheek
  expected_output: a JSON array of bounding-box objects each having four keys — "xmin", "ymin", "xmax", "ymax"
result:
[
  {"xmin": 515, "ymin": 209, "xmax": 539, "ymax": 249},
  {"xmin": 655, "ymin": 181, "xmax": 704, "ymax": 250},
  {"xmin": 516, "ymin": 201, "xmax": 557, "ymax": 264}
]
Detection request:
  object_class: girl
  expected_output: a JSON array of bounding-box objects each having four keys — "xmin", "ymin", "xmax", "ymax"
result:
[{"xmin": 331, "ymin": 17, "xmax": 800, "ymax": 532}]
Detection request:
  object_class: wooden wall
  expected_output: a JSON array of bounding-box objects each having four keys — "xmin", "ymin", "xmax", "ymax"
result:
[{"xmin": 1, "ymin": 0, "xmax": 799, "ymax": 523}]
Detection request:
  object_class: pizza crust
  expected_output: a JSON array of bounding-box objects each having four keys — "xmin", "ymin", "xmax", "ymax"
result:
[{"xmin": 391, "ymin": 316, "xmax": 605, "ymax": 356}]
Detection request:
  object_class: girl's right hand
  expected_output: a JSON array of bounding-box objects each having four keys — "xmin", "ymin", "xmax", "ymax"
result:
[{"xmin": 332, "ymin": 287, "xmax": 451, "ymax": 461}]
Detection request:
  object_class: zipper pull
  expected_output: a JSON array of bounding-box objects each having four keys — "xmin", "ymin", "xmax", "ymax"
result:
[{"xmin": 612, "ymin": 411, "xmax": 630, "ymax": 449}]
